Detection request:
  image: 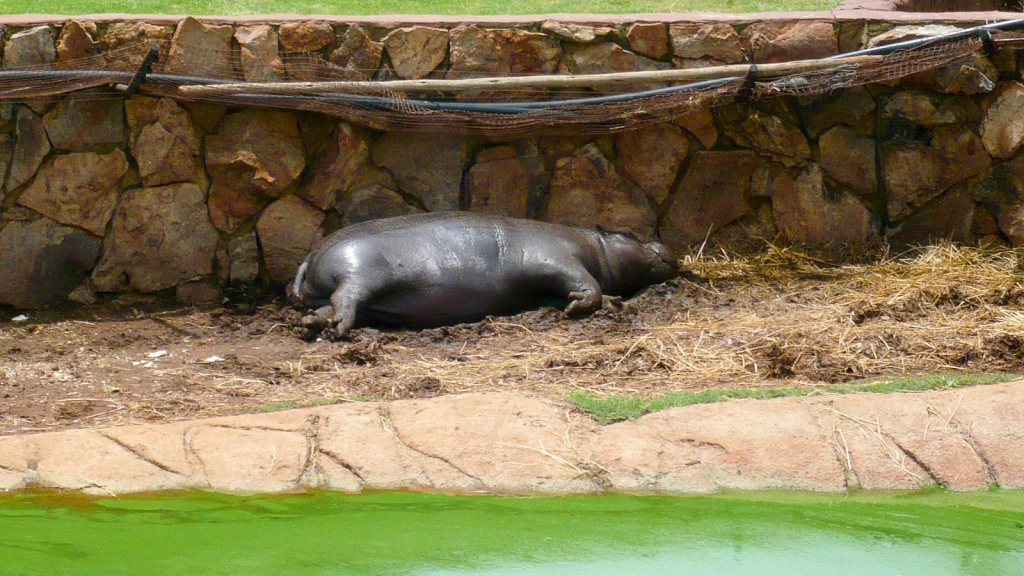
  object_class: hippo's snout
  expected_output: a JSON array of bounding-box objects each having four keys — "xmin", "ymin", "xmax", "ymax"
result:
[{"xmin": 647, "ymin": 242, "xmax": 681, "ymax": 279}]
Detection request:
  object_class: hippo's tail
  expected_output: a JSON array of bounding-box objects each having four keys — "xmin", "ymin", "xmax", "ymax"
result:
[{"xmin": 289, "ymin": 259, "xmax": 309, "ymax": 306}]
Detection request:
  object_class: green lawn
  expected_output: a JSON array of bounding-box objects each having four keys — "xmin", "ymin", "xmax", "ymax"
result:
[
  {"xmin": 5, "ymin": 0, "xmax": 843, "ymax": 15},
  {"xmin": 567, "ymin": 373, "xmax": 1024, "ymax": 424}
]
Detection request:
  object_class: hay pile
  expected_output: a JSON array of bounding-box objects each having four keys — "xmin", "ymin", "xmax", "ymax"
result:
[{"xmin": 278, "ymin": 242, "xmax": 1024, "ymax": 402}]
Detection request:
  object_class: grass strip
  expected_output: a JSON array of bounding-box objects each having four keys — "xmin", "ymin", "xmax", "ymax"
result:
[
  {"xmin": 566, "ymin": 373, "xmax": 1024, "ymax": 424},
  {"xmin": 8, "ymin": 0, "xmax": 844, "ymax": 16}
]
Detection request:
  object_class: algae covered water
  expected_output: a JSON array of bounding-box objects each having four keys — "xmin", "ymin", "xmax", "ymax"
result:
[{"xmin": 1, "ymin": 489, "xmax": 1023, "ymax": 575}]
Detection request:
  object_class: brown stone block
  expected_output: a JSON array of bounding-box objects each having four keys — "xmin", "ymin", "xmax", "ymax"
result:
[
  {"xmin": 626, "ymin": 22, "xmax": 669, "ymax": 59},
  {"xmin": 740, "ymin": 21, "xmax": 837, "ymax": 63},
  {"xmin": 544, "ymin": 142, "xmax": 656, "ymax": 240},
  {"xmin": 17, "ymin": 150, "xmax": 128, "ymax": 235},
  {"xmin": 92, "ymin": 182, "xmax": 218, "ymax": 292},
  {"xmin": 278, "ymin": 20, "xmax": 334, "ymax": 52},
  {"xmin": 298, "ymin": 122, "xmax": 369, "ymax": 210},
  {"xmin": 669, "ymin": 22, "xmax": 744, "ymax": 63},
  {"xmin": 383, "ymin": 26, "xmax": 449, "ymax": 80},
  {"xmin": 337, "ymin": 184, "xmax": 421, "ymax": 227},
  {"xmin": 166, "ymin": 17, "xmax": 233, "ymax": 78},
  {"xmin": 467, "ymin": 142, "xmax": 545, "ymax": 218},
  {"xmin": 55, "ymin": 20, "xmax": 98, "ymax": 62},
  {"xmin": 0, "ymin": 217, "xmax": 100, "ymax": 308},
  {"xmin": 772, "ymin": 163, "xmax": 877, "ymax": 244},
  {"xmin": 659, "ymin": 150, "xmax": 756, "ymax": 247},
  {"xmin": 256, "ymin": 195, "xmax": 325, "ymax": 283},
  {"xmin": 371, "ymin": 131, "xmax": 466, "ymax": 212},
  {"xmin": 615, "ymin": 123, "xmax": 688, "ymax": 204}
]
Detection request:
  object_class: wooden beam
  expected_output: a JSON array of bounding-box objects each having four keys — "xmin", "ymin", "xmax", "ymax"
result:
[{"xmin": 178, "ymin": 55, "xmax": 883, "ymax": 97}]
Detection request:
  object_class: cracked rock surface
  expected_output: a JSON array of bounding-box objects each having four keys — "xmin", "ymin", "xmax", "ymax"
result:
[{"xmin": 1, "ymin": 384, "xmax": 1022, "ymax": 495}]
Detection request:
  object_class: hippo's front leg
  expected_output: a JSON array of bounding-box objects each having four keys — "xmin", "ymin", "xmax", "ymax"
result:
[{"xmin": 552, "ymin": 265, "xmax": 603, "ymax": 316}]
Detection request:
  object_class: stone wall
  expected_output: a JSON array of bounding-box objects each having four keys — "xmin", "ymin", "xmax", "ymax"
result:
[{"xmin": 1, "ymin": 14, "xmax": 1024, "ymax": 308}]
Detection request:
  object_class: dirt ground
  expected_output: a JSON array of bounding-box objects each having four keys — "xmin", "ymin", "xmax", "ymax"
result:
[{"xmin": 3, "ymin": 242, "xmax": 1024, "ymax": 436}]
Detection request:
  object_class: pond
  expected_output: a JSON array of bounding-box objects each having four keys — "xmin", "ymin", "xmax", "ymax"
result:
[{"xmin": 1, "ymin": 489, "xmax": 1023, "ymax": 575}]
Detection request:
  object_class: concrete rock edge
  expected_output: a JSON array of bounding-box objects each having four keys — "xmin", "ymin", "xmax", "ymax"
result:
[{"xmin": 1, "ymin": 382, "xmax": 1021, "ymax": 495}]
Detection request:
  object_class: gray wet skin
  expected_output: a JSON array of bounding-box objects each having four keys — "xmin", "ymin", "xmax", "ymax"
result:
[{"xmin": 290, "ymin": 212, "xmax": 680, "ymax": 339}]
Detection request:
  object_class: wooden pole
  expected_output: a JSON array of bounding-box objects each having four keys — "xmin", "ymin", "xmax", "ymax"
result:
[{"xmin": 178, "ymin": 55, "xmax": 883, "ymax": 97}]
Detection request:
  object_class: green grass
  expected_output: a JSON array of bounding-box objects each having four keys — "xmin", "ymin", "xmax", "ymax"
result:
[
  {"xmin": 6, "ymin": 0, "xmax": 844, "ymax": 16},
  {"xmin": 567, "ymin": 373, "xmax": 1024, "ymax": 424}
]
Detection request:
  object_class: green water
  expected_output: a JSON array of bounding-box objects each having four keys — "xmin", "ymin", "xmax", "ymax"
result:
[{"xmin": 1, "ymin": 489, "xmax": 1023, "ymax": 575}]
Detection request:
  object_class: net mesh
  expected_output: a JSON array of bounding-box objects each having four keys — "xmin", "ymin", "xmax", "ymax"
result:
[{"xmin": 0, "ymin": 31, "xmax": 1001, "ymax": 137}]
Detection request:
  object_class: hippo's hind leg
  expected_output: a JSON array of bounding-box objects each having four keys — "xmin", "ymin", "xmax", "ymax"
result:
[{"xmin": 327, "ymin": 283, "xmax": 371, "ymax": 339}]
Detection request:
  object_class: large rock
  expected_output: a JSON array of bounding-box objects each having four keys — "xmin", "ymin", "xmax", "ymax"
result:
[
  {"xmin": 669, "ymin": 23, "xmax": 745, "ymax": 63},
  {"xmin": 278, "ymin": 21, "xmax": 334, "ymax": 52},
  {"xmin": 882, "ymin": 128, "xmax": 991, "ymax": 219},
  {"xmin": 659, "ymin": 151, "xmax": 757, "ymax": 247},
  {"xmin": 818, "ymin": 125, "xmax": 876, "ymax": 194},
  {"xmin": 205, "ymin": 110, "xmax": 306, "ymax": 233},
  {"xmin": 165, "ymin": 17, "xmax": 233, "ymax": 77},
  {"xmin": 2, "ymin": 26, "xmax": 55, "ymax": 68},
  {"xmin": 932, "ymin": 54, "xmax": 998, "ymax": 95},
  {"xmin": 328, "ymin": 24, "xmax": 383, "ymax": 78},
  {"xmin": 563, "ymin": 42, "xmax": 667, "ymax": 76},
  {"xmin": 55, "ymin": 20, "xmax": 98, "ymax": 63},
  {"xmin": 801, "ymin": 87, "xmax": 876, "ymax": 138},
  {"xmin": 42, "ymin": 97, "xmax": 124, "ymax": 151},
  {"xmin": 673, "ymin": 107, "xmax": 717, "ymax": 149},
  {"xmin": 101, "ymin": 22, "xmax": 171, "ymax": 68},
  {"xmin": 540, "ymin": 21, "xmax": 613, "ymax": 44},
  {"xmin": 740, "ymin": 21, "xmax": 837, "ymax": 63},
  {"xmin": 883, "ymin": 90, "xmax": 960, "ymax": 127},
  {"xmin": 717, "ymin": 102, "xmax": 810, "ymax": 167},
  {"xmin": 466, "ymin": 143, "xmax": 546, "ymax": 219},
  {"xmin": 337, "ymin": 184, "xmax": 421, "ymax": 227},
  {"xmin": 0, "ymin": 217, "xmax": 101, "ymax": 308},
  {"xmin": 371, "ymin": 132, "xmax": 466, "ymax": 212},
  {"xmin": 92, "ymin": 182, "xmax": 218, "ymax": 292},
  {"xmin": 234, "ymin": 25, "xmax": 284, "ymax": 83},
  {"xmin": 981, "ymin": 82, "xmax": 1024, "ymax": 159},
  {"xmin": 626, "ymin": 23, "xmax": 670, "ymax": 59},
  {"xmin": 889, "ymin": 186, "xmax": 974, "ymax": 246},
  {"xmin": 17, "ymin": 150, "xmax": 128, "ymax": 235},
  {"xmin": 5, "ymin": 107, "xmax": 50, "ymax": 192},
  {"xmin": 383, "ymin": 27, "xmax": 448, "ymax": 80},
  {"xmin": 449, "ymin": 25, "xmax": 561, "ymax": 77},
  {"xmin": 615, "ymin": 123, "xmax": 688, "ymax": 204},
  {"xmin": 227, "ymin": 232, "xmax": 259, "ymax": 285},
  {"xmin": 971, "ymin": 155, "xmax": 1024, "ymax": 246},
  {"xmin": 771, "ymin": 163, "xmax": 876, "ymax": 244},
  {"xmin": 298, "ymin": 123, "xmax": 368, "ymax": 210},
  {"xmin": 126, "ymin": 96, "xmax": 202, "ymax": 187},
  {"xmin": 544, "ymin": 143, "xmax": 657, "ymax": 240},
  {"xmin": 255, "ymin": 195, "xmax": 325, "ymax": 283}
]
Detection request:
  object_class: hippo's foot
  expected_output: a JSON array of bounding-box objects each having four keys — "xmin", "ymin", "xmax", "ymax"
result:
[
  {"xmin": 564, "ymin": 290, "xmax": 602, "ymax": 316},
  {"xmin": 299, "ymin": 306, "xmax": 334, "ymax": 340},
  {"xmin": 601, "ymin": 295, "xmax": 623, "ymax": 311}
]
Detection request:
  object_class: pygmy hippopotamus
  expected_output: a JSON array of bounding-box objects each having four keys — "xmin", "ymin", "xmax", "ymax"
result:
[{"xmin": 290, "ymin": 212, "xmax": 679, "ymax": 338}]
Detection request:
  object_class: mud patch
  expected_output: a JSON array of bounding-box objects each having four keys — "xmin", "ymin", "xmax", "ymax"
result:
[{"xmin": 2, "ymin": 243, "xmax": 1024, "ymax": 435}]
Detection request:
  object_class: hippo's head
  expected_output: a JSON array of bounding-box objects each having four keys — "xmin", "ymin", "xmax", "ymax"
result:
[{"xmin": 597, "ymin": 230, "xmax": 681, "ymax": 295}]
